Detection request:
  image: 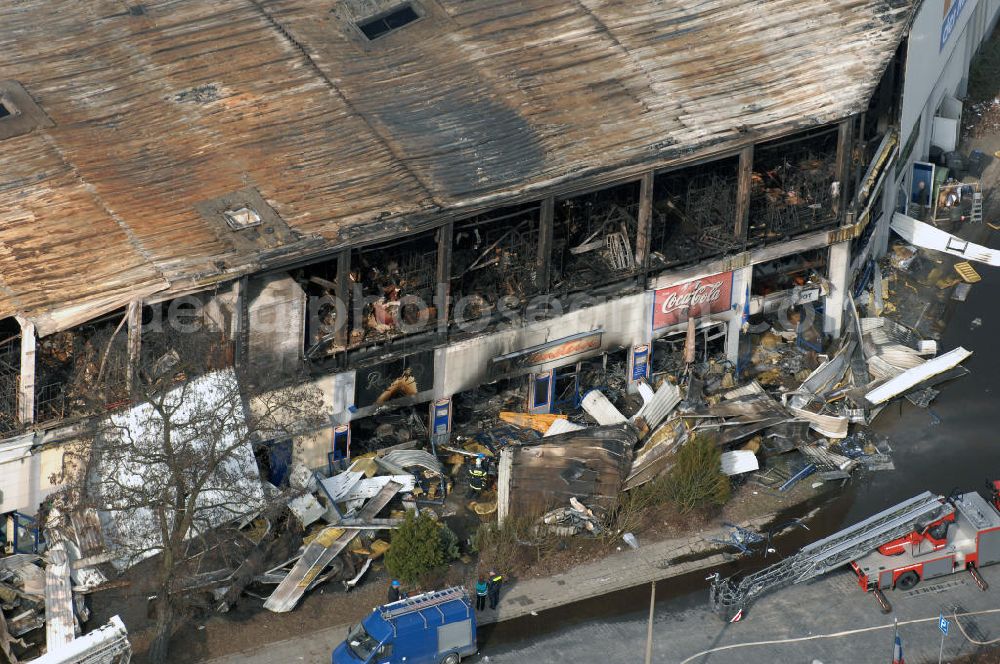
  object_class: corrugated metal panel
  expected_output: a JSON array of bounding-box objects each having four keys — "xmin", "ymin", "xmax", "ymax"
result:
[{"xmin": 0, "ymin": 0, "xmax": 916, "ymax": 331}]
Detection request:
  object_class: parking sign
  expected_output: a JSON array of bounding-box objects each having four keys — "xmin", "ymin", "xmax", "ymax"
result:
[{"xmin": 939, "ymin": 615, "xmax": 950, "ymax": 636}]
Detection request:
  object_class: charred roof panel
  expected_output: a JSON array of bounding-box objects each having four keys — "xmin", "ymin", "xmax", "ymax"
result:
[{"xmin": 0, "ymin": 0, "xmax": 915, "ymax": 332}]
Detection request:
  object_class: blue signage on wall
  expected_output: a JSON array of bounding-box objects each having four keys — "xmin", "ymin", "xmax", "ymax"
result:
[{"xmin": 940, "ymin": 0, "xmax": 969, "ymax": 51}]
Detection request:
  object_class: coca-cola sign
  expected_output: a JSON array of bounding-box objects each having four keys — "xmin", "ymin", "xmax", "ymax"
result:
[{"xmin": 652, "ymin": 272, "xmax": 733, "ymax": 330}]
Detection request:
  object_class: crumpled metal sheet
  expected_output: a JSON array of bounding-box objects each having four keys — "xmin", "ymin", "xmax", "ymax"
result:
[{"xmin": 381, "ymin": 449, "xmax": 444, "ymax": 475}]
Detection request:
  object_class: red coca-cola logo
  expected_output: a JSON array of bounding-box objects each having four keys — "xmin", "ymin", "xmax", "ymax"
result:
[{"xmin": 653, "ymin": 272, "xmax": 733, "ymax": 330}]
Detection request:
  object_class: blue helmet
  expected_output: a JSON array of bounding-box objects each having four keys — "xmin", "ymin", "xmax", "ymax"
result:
[
  {"xmin": 391, "ymin": 579, "xmax": 400, "ymax": 587},
  {"xmin": 477, "ymin": 453, "xmax": 486, "ymax": 459}
]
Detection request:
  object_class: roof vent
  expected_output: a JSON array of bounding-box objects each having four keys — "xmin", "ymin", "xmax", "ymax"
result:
[
  {"xmin": 223, "ymin": 206, "xmax": 262, "ymax": 230},
  {"xmin": 357, "ymin": 3, "xmax": 420, "ymax": 40},
  {"xmin": 0, "ymin": 81, "xmax": 54, "ymax": 141}
]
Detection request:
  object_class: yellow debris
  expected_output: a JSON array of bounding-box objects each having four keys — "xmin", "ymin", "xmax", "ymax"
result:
[
  {"xmin": 935, "ymin": 275, "xmax": 961, "ymax": 290},
  {"xmin": 954, "ymin": 262, "xmax": 981, "ymax": 283},
  {"xmin": 462, "ymin": 442, "xmax": 492, "ymax": 457},
  {"xmin": 306, "ymin": 527, "xmax": 346, "ymax": 547},
  {"xmin": 988, "ymin": 222, "xmax": 1000, "ymax": 231},
  {"xmin": 469, "ymin": 500, "xmax": 497, "ymax": 519},
  {"xmin": 499, "ymin": 411, "xmax": 567, "ymax": 432},
  {"xmin": 368, "ymin": 540, "xmax": 391, "ymax": 559},
  {"xmin": 349, "ymin": 457, "xmax": 380, "ymax": 478},
  {"xmin": 759, "ymin": 332, "xmax": 782, "ymax": 349},
  {"xmin": 741, "ymin": 436, "xmax": 762, "ymax": 453},
  {"xmin": 244, "ymin": 518, "xmax": 270, "ymax": 545}
]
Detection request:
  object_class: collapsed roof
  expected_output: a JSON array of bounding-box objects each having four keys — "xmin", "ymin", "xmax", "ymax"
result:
[{"xmin": 0, "ymin": 0, "xmax": 916, "ymax": 335}]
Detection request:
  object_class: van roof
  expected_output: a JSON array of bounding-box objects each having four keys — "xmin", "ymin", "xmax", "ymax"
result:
[{"xmin": 366, "ymin": 587, "xmax": 472, "ymax": 638}]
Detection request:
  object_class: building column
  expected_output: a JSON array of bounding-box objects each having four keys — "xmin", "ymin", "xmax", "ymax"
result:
[
  {"xmin": 824, "ymin": 240, "xmax": 851, "ymax": 338},
  {"xmin": 634, "ymin": 171, "xmax": 654, "ymax": 268},
  {"xmin": 435, "ymin": 221, "xmax": 453, "ymax": 335},
  {"xmin": 126, "ymin": 299, "xmax": 142, "ymax": 386},
  {"xmin": 536, "ymin": 197, "xmax": 555, "ymax": 293},
  {"xmin": 15, "ymin": 316, "xmax": 35, "ymax": 425},
  {"xmin": 334, "ymin": 248, "xmax": 351, "ymax": 349},
  {"xmin": 726, "ymin": 265, "xmax": 752, "ymax": 365},
  {"xmin": 734, "ymin": 145, "xmax": 754, "ymax": 241},
  {"xmin": 833, "ymin": 118, "xmax": 855, "ymax": 219}
]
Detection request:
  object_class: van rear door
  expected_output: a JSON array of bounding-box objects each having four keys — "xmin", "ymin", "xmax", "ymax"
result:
[{"xmin": 438, "ymin": 618, "xmax": 474, "ymax": 657}]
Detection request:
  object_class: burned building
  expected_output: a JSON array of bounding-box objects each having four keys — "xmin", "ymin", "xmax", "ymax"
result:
[{"xmin": 0, "ymin": 0, "xmax": 955, "ymax": 516}]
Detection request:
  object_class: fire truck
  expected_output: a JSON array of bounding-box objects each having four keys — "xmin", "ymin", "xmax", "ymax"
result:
[
  {"xmin": 710, "ymin": 481, "xmax": 1000, "ymax": 621},
  {"xmin": 851, "ymin": 481, "xmax": 1000, "ymax": 599}
]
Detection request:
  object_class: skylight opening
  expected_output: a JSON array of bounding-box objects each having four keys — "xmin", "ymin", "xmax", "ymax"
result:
[
  {"xmin": 223, "ymin": 206, "xmax": 262, "ymax": 230},
  {"xmin": 357, "ymin": 3, "xmax": 420, "ymax": 41}
]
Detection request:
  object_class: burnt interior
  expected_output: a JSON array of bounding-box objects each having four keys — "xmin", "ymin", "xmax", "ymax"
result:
[
  {"xmin": 748, "ymin": 128, "xmax": 839, "ymax": 244},
  {"xmin": 35, "ymin": 309, "xmax": 130, "ymax": 423},
  {"xmin": 751, "ymin": 248, "xmax": 829, "ymax": 297},
  {"xmin": 0, "ymin": 318, "xmax": 20, "ymax": 434},
  {"xmin": 551, "ymin": 181, "xmax": 641, "ymax": 292},
  {"xmin": 451, "ymin": 203, "xmax": 540, "ymax": 324},
  {"xmin": 650, "ymin": 156, "xmax": 741, "ymax": 269},
  {"xmin": 350, "ymin": 230, "xmax": 438, "ymax": 346},
  {"xmin": 651, "ymin": 321, "xmax": 728, "ymax": 380}
]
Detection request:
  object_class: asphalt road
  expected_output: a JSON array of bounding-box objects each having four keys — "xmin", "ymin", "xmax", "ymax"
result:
[{"xmin": 473, "ymin": 564, "xmax": 1000, "ymax": 664}]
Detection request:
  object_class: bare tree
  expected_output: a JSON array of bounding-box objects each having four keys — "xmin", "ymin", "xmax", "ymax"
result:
[{"xmin": 56, "ymin": 330, "xmax": 325, "ymax": 663}]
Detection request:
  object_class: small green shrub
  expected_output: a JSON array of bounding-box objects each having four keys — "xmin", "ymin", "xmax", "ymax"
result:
[
  {"xmin": 666, "ymin": 435, "xmax": 730, "ymax": 514},
  {"xmin": 385, "ymin": 511, "xmax": 456, "ymax": 584}
]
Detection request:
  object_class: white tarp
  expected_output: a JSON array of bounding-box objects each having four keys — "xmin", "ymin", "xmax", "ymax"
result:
[
  {"xmin": 544, "ymin": 418, "xmax": 586, "ymax": 437},
  {"xmin": 891, "ymin": 213, "xmax": 1000, "ymax": 266},
  {"xmin": 720, "ymin": 451, "xmax": 759, "ymax": 476},
  {"xmin": 95, "ymin": 369, "xmax": 265, "ymax": 570},
  {"xmin": 581, "ymin": 390, "xmax": 628, "ymax": 426},
  {"xmin": 865, "ymin": 347, "xmax": 972, "ymax": 405}
]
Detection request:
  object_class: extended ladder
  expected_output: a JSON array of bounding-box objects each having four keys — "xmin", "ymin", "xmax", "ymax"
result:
[{"xmin": 710, "ymin": 491, "xmax": 950, "ymax": 620}]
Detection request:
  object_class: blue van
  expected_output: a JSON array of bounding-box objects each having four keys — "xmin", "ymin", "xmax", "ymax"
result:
[{"xmin": 332, "ymin": 586, "xmax": 477, "ymax": 664}]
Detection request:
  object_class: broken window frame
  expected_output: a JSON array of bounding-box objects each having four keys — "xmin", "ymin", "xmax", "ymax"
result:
[
  {"xmin": 747, "ymin": 127, "xmax": 840, "ymax": 245},
  {"xmin": 140, "ymin": 294, "xmax": 236, "ymax": 379},
  {"xmin": 299, "ymin": 256, "xmax": 345, "ymax": 362},
  {"xmin": 549, "ymin": 180, "xmax": 643, "ymax": 295},
  {"xmin": 0, "ymin": 319, "xmax": 20, "ymax": 435},
  {"xmin": 649, "ymin": 155, "xmax": 743, "ymax": 271},
  {"xmin": 33, "ymin": 309, "xmax": 133, "ymax": 424},
  {"xmin": 449, "ymin": 203, "xmax": 541, "ymax": 331}
]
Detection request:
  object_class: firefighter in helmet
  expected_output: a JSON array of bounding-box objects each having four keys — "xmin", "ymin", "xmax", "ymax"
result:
[{"xmin": 467, "ymin": 453, "xmax": 488, "ymax": 498}]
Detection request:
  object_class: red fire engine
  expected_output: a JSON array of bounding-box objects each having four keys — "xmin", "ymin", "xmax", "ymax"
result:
[{"xmin": 851, "ymin": 481, "xmax": 1000, "ymax": 596}]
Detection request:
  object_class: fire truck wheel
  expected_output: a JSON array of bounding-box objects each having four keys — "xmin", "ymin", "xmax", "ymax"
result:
[
  {"xmin": 440, "ymin": 654, "xmax": 460, "ymax": 664},
  {"xmin": 895, "ymin": 571, "xmax": 920, "ymax": 590}
]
